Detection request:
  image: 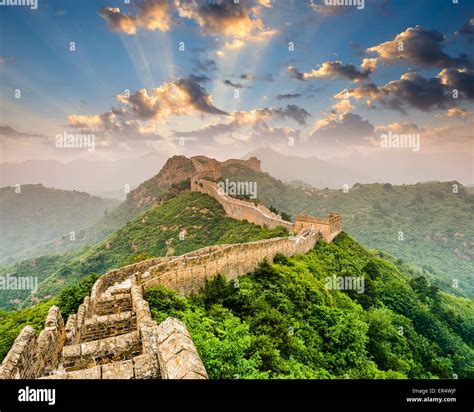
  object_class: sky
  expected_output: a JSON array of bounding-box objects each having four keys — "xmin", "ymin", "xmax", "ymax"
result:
[{"xmin": 0, "ymin": 0, "xmax": 473, "ymax": 169}]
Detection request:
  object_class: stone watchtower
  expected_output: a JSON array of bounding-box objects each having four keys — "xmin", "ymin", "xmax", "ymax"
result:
[{"xmin": 294, "ymin": 212, "xmax": 342, "ymax": 243}]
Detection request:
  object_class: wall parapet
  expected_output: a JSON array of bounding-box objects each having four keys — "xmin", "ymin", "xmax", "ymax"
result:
[
  {"xmin": 0, "ymin": 305, "xmax": 65, "ymax": 379},
  {"xmin": 139, "ymin": 230, "xmax": 320, "ymax": 295},
  {"xmin": 191, "ymin": 177, "xmax": 294, "ymax": 231}
]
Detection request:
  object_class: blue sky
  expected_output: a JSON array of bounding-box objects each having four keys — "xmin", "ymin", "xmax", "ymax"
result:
[{"xmin": 0, "ymin": 0, "xmax": 473, "ymax": 162}]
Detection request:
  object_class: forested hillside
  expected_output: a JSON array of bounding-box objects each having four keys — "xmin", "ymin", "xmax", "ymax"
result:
[
  {"xmin": 0, "ymin": 184, "xmax": 118, "ymax": 264},
  {"xmin": 0, "ymin": 192, "xmax": 286, "ymax": 310},
  {"xmin": 222, "ymin": 164, "xmax": 474, "ymax": 298},
  {"xmin": 146, "ymin": 233, "xmax": 474, "ymax": 379}
]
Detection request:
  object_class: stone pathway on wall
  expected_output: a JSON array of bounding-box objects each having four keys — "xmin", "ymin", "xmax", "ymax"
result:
[{"xmin": 0, "ymin": 272, "xmax": 208, "ymax": 380}]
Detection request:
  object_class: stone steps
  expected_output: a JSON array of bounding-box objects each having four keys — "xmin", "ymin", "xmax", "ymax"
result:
[
  {"xmin": 40, "ymin": 353, "xmax": 159, "ymax": 379},
  {"xmin": 62, "ymin": 331, "xmax": 142, "ymax": 372},
  {"xmin": 95, "ymin": 293, "xmax": 133, "ymax": 316},
  {"xmin": 81, "ymin": 311, "xmax": 137, "ymax": 342}
]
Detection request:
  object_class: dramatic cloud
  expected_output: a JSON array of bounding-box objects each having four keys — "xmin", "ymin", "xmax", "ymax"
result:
[
  {"xmin": 68, "ymin": 109, "xmax": 161, "ymax": 140},
  {"xmin": 174, "ymin": 0, "xmax": 277, "ymax": 50},
  {"xmin": 289, "ymin": 59, "xmax": 375, "ymax": 83},
  {"xmin": 367, "ymin": 25, "xmax": 469, "ymax": 68},
  {"xmin": 67, "ymin": 77, "xmax": 227, "ymax": 141},
  {"xmin": 335, "ymin": 69, "xmax": 474, "ymax": 113},
  {"xmin": 173, "ymin": 104, "xmax": 310, "ymax": 142},
  {"xmin": 437, "ymin": 67, "xmax": 474, "ymax": 99},
  {"xmin": 99, "ymin": 0, "xmax": 172, "ymax": 35},
  {"xmin": 116, "ymin": 77, "xmax": 228, "ymax": 120}
]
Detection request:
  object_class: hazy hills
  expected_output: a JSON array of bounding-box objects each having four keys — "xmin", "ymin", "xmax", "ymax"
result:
[
  {"xmin": 244, "ymin": 148, "xmax": 473, "ymax": 188},
  {"xmin": 0, "ymin": 192, "xmax": 285, "ymax": 311},
  {"xmin": 0, "ymin": 152, "xmax": 167, "ymax": 199},
  {"xmin": 0, "ymin": 185, "xmax": 118, "ymax": 264},
  {"xmin": 1, "ymin": 153, "xmax": 472, "ymax": 309},
  {"xmin": 222, "ymin": 163, "xmax": 474, "ymax": 298}
]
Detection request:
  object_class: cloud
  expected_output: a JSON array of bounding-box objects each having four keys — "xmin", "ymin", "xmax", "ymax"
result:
[
  {"xmin": 331, "ymin": 99, "xmax": 354, "ymax": 114},
  {"xmin": 188, "ymin": 73, "xmax": 211, "ymax": 83},
  {"xmin": 173, "ymin": 104, "xmax": 310, "ymax": 142},
  {"xmin": 67, "ymin": 77, "xmax": 227, "ymax": 142},
  {"xmin": 367, "ymin": 25, "xmax": 470, "ymax": 68},
  {"xmin": 68, "ymin": 109, "xmax": 161, "ymax": 140},
  {"xmin": 0, "ymin": 125, "xmax": 46, "ymax": 139},
  {"xmin": 191, "ymin": 57, "xmax": 218, "ymax": 73},
  {"xmin": 310, "ymin": 113, "xmax": 375, "ymax": 145},
  {"xmin": 288, "ymin": 65, "xmax": 306, "ymax": 81},
  {"xmin": 437, "ymin": 67, "xmax": 474, "ymax": 99},
  {"xmin": 223, "ymin": 79, "xmax": 245, "ymax": 88},
  {"xmin": 116, "ymin": 77, "xmax": 228, "ymax": 120},
  {"xmin": 336, "ymin": 69, "xmax": 474, "ymax": 113},
  {"xmin": 443, "ymin": 107, "xmax": 470, "ymax": 119},
  {"xmin": 276, "ymin": 93, "xmax": 302, "ymax": 100},
  {"xmin": 289, "ymin": 59, "xmax": 374, "ymax": 83},
  {"xmin": 99, "ymin": 0, "xmax": 172, "ymax": 35},
  {"xmin": 374, "ymin": 122, "xmax": 421, "ymax": 135},
  {"xmin": 456, "ymin": 18, "xmax": 474, "ymax": 43},
  {"xmin": 174, "ymin": 0, "xmax": 277, "ymax": 49}
]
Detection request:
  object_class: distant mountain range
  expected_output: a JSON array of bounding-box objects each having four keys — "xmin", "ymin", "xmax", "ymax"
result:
[
  {"xmin": 243, "ymin": 148, "xmax": 473, "ymax": 188},
  {"xmin": 0, "ymin": 184, "xmax": 119, "ymax": 264},
  {"xmin": 0, "ymin": 153, "xmax": 168, "ymax": 199}
]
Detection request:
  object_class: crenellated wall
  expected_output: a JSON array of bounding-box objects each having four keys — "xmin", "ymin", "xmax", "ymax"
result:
[
  {"xmin": 139, "ymin": 230, "xmax": 320, "ymax": 295},
  {"xmin": 294, "ymin": 212, "xmax": 343, "ymax": 243},
  {"xmin": 191, "ymin": 177, "xmax": 295, "ymax": 232},
  {"xmin": 0, "ymin": 306, "xmax": 65, "ymax": 379}
]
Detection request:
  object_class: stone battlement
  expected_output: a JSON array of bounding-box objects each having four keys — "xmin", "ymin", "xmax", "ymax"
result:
[
  {"xmin": 191, "ymin": 177, "xmax": 295, "ymax": 232},
  {"xmin": 191, "ymin": 176, "xmax": 342, "ymax": 242}
]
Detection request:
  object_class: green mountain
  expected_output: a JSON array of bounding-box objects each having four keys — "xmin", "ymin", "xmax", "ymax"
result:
[
  {"xmin": 146, "ymin": 233, "xmax": 474, "ymax": 379},
  {"xmin": 0, "ymin": 191, "xmax": 287, "ymax": 310},
  {"xmin": 221, "ymin": 163, "xmax": 474, "ymax": 298},
  {"xmin": 2, "ymin": 230, "xmax": 471, "ymax": 380},
  {"xmin": 0, "ymin": 184, "xmax": 119, "ymax": 264}
]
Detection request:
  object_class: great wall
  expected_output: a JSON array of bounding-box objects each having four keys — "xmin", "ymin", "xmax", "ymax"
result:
[{"xmin": 0, "ymin": 156, "xmax": 342, "ymax": 380}]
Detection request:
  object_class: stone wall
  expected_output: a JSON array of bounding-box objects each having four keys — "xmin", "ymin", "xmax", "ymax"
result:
[
  {"xmin": 155, "ymin": 317, "xmax": 208, "ymax": 379},
  {"xmin": 191, "ymin": 177, "xmax": 294, "ymax": 231},
  {"xmin": 0, "ymin": 306, "xmax": 65, "ymax": 379},
  {"xmin": 294, "ymin": 212, "xmax": 343, "ymax": 243},
  {"xmin": 139, "ymin": 230, "xmax": 319, "ymax": 295}
]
